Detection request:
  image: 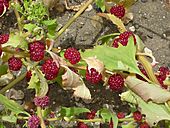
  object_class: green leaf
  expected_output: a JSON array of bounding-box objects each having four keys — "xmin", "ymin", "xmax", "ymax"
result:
[
  {"xmin": 122, "ymin": 121, "xmax": 135, "ymax": 128},
  {"xmin": 81, "ymin": 37, "xmax": 141, "ymax": 75},
  {"xmin": 2, "ymin": 115, "xmax": 17, "ymax": 123},
  {"xmin": 0, "ymin": 123, "xmax": 5, "ymax": 128},
  {"xmin": 0, "ymin": 65, "xmax": 8, "ymax": 76},
  {"xmin": 95, "ymin": 0, "xmax": 105, "ymax": 12},
  {"xmin": 2, "ymin": 33, "xmax": 28, "ymax": 50},
  {"xmin": 42, "ymin": 19, "xmax": 57, "ymax": 26},
  {"xmin": 98, "ymin": 108, "xmax": 118, "ymax": 128},
  {"xmin": 24, "ymin": 23, "xmax": 37, "ymax": 32},
  {"xmin": 0, "ymin": 94, "xmax": 30, "ymax": 116},
  {"xmin": 59, "ymin": 107, "xmax": 90, "ymax": 117},
  {"xmin": 121, "ymin": 91, "xmax": 170, "ymax": 126},
  {"xmin": 28, "ymin": 72, "xmax": 39, "ymax": 89}
]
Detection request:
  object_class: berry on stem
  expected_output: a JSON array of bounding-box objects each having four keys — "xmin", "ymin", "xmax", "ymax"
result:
[
  {"xmin": 0, "ymin": 34, "xmax": 9, "ymax": 44},
  {"xmin": 28, "ymin": 115, "xmax": 40, "ymax": 128},
  {"xmin": 28, "ymin": 41, "xmax": 45, "ymax": 61},
  {"xmin": 77, "ymin": 122, "xmax": 88, "ymax": 128},
  {"xmin": 110, "ymin": 5, "xmax": 125, "ymax": 19},
  {"xmin": 86, "ymin": 68, "xmax": 102, "ymax": 84},
  {"xmin": 34, "ymin": 96, "xmax": 49, "ymax": 108},
  {"xmin": 117, "ymin": 112, "xmax": 125, "ymax": 119},
  {"xmin": 41, "ymin": 59, "xmax": 59, "ymax": 80},
  {"xmin": 108, "ymin": 74, "xmax": 124, "ymax": 91},
  {"xmin": 86, "ymin": 110, "xmax": 96, "ymax": 119},
  {"xmin": 26, "ymin": 70, "xmax": 32, "ymax": 81},
  {"xmin": 133, "ymin": 111, "xmax": 142, "ymax": 122},
  {"xmin": 64, "ymin": 47, "xmax": 81, "ymax": 64},
  {"xmin": 8, "ymin": 56, "xmax": 22, "ymax": 71},
  {"xmin": 139, "ymin": 122, "xmax": 150, "ymax": 128}
]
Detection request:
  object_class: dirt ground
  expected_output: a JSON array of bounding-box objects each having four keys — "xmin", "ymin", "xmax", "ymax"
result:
[{"xmin": 0, "ymin": 0, "xmax": 170, "ymax": 127}]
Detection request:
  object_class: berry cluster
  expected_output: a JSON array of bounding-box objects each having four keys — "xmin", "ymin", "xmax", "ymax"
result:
[
  {"xmin": 112, "ymin": 31, "xmax": 136, "ymax": 48},
  {"xmin": 41, "ymin": 59, "xmax": 59, "ymax": 80},
  {"xmin": 34, "ymin": 96, "xmax": 49, "ymax": 108},
  {"xmin": 28, "ymin": 41, "xmax": 45, "ymax": 61},
  {"xmin": 77, "ymin": 122, "xmax": 88, "ymax": 128},
  {"xmin": 86, "ymin": 110, "xmax": 96, "ymax": 119},
  {"xmin": 108, "ymin": 74, "xmax": 124, "ymax": 91},
  {"xmin": 110, "ymin": 5, "xmax": 125, "ymax": 19},
  {"xmin": 117, "ymin": 112, "xmax": 125, "ymax": 119},
  {"xmin": 8, "ymin": 56, "xmax": 22, "ymax": 71},
  {"xmin": 28, "ymin": 115, "xmax": 40, "ymax": 128},
  {"xmin": 139, "ymin": 122, "xmax": 150, "ymax": 128},
  {"xmin": 64, "ymin": 47, "xmax": 81, "ymax": 64},
  {"xmin": 0, "ymin": 34, "xmax": 9, "ymax": 56},
  {"xmin": 0, "ymin": 0, "xmax": 9, "ymax": 16},
  {"xmin": 133, "ymin": 111, "xmax": 142, "ymax": 122},
  {"xmin": 156, "ymin": 66, "xmax": 169, "ymax": 89},
  {"xmin": 86, "ymin": 68, "xmax": 102, "ymax": 84}
]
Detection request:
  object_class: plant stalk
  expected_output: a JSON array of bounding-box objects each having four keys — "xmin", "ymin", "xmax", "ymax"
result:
[
  {"xmin": 37, "ymin": 107, "xmax": 46, "ymax": 128},
  {"xmin": 55, "ymin": 0, "xmax": 94, "ymax": 40},
  {"xmin": 0, "ymin": 72, "xmax": 26, "ymax": 94}
]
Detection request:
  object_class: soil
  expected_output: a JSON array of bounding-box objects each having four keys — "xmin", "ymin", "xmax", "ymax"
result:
[{"xmin": 0, "ymin": 0, "xmax": 170, "ymax": 128}]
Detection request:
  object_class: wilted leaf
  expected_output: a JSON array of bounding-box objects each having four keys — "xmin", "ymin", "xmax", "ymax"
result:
[
  {"xmin": 62, "ymin": 66, "xmax": 91, "ymax": 99},
  {"xmin": 122, "ymin": 12, "xmax": 133, "ymax": 24},
  {"xmin": 98, "ymin": 108, "xmax": 118, "ymax": 128},
  {"xmin": 59, "ymin": 107, "xmax": 90, "ymax": 117},
  {"xmin": 98, "ymin": 13, "xmax": 126, "ymax": 33},
  {"xmin": 0, "ymin": 94, "xmax": 29, "ymax": 116},
  {"xmin": 81, "ymin": 37, "xmax": 141, "ymax": 75},
  {"xmin": 164, "ymin": 76, "xmax": 170, "ymax": 86},
  {"xmin": 120, "ymin": 90, "xmax": 137, "ymax": 104},
  {"xmin": 121, "ymin": 91, "xmax": 170, "ymax": 126},
  {"xmin": 0, "ymin": 73, "xmax": 14, "ymax": 86},
  {"xmin": 84, "ymin": 57, "xmax": 104, "ymax": 73},
  {"xmin": 125, "ymin": 76, "xmax": 170, "ymax": 103},
  {"xmin": 2, "ymin": 115, "xmax": 17, "ymax": 123}
]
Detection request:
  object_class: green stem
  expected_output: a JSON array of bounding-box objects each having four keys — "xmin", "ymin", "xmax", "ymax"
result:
[
  {"xmin": 119, "ymin": 118, "xmax": 134, "ymax": 122},
  {"xmin": 76, "ymin": 118, "xmax": 103, "ymax": 123},
  {"xmin": 37, "ymin": 107, "xmax": 46, "ymax": 128},
  {"xmin": 55, "ymin": 0, "xmax": 94, "ymax": 40},
  {"xmin": 17, "ymin": 116, "xmax": 29, "ymax": 120},
  {"xmin": 0, "ymin": 73, "xmax": 26, "ymax": 94}
]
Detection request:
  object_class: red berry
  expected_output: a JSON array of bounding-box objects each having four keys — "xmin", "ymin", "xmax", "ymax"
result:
[
  {"xmin": 117, "ymin": 112, "xmax": 125, "ymax": 119},
  {"xmin": 109, "ymin": 119, "xmax": 114, "ymax": 128},
  {"xmin": 159, "ymin": 66, "xmax": 169, "ymax": 76},
  {"xmin": 0, "ymin": 34, "xmax": 9, "ymax": 44},
  {"xmin": 119, "ymin": 31, "xmax": 133, "ymax": 46},
  {"xmin": 34, "ymin": 96, "xmax": 49, "ymax": 108},
  {"xmin": 112, "ymin": 38, "xmax": 120, "ymax": 48},
  {"xmin": 139, "ymin": 122, "xmax": 150, "ymax": 128},
  {"xmin": 86, "ymin": 110, "xmax": 96, "ymax": 119},
  {"xmin": 156, "ymin": 74, "xmax": 168, "ymax": 89},
  {"xmin": 8, "ymin": 56, "xmax": 22, "ymax": 71},
  {"xmin": 0, "ymin": 0, "xmax": 9, "ymax": 16},
  {"xmin": 133, "ymin": 111, "xmax": 142, "ymax": 122},
  {"xmin": 28, "ymin": 115, "xmax": 40, "ymax": 128},
  {"xmin": 26, "ymin": 70, "xmax": 32, "ymax": 81},
  {"xmin": 41, "ymin": 59, "xmax": 59, "ymax": 80},
  {"xmin": 108, "ymin": 74, "xmax": 124, "ymax": 91},
  {"xmin": 77, "ymin": 122, "xmax": 88, "ymax": 128},
  {"xmin": 28, "ymin": 41, "xmax": 45, "ymax": 61},
  {"xmin": 86, "ymin": 68, "xmax": 102, "ymax": 84},
  {"xmin": 64, "ymin": 47, "xmax": 81, "ymax": 64},
  {"xmin": 110, "ymin": 5, "xmax": 125, "ymax": 19}
]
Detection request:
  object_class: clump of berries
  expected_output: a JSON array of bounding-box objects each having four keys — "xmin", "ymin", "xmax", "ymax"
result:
[
  {"xmin": 86, "ymin": 110, "xmax": 96, "ymax": 119},
  {"xmin": 34, "ymin": 96, "xmax": 49, "ymax": 108},
  {"xmin": 0, "ymin": 34, "xmax": 9, "ymax": 44},
  {"xmin": 86, "ymin": 68, "xmax": 102, "ymax": 84},
  {"xmin": 0, "ymin": 0, "xmax": 9, "ymax": 16},
  {"xmin": 64, "ymin": 47, "xmax": 81, "ymax": 64},
  {"xmin": 41, "ymin": 59, "xmax": 59, "ymax": 80},
  {"xmin": 133, "ymin": 111, "xmax": 142, "ymax": 122},
  {"xmin": 117, "ymin": 112, "xmax": 125, "ymax": 119},
  {"xmin": 139, "ymin": 122, "xmax": 150, "ymax": 128},
  {"xmin": 28, "ymin": 115, "xmax": 40, "ymax": 128},
  {"xmin": 112, "ymin": 31, "xmax": 136, "ymax": 48},
  {"xmin": 26, "ymin": 70, "xmax": 32, "ymax": 81},
  {"xmin": 77, "ymin": 122, "xmax": 88, "ymax": 128},
  {"xmin": 8, "ymin": 56, "xmax": 22, "ymax": 71},
  {"xmin": 28, "ymin": 41, "xmax": 45, "ymax": 61},
  {"xmin": 108, "ymin": 74, "xmax": 124, "ymax": 91},
  {"xmin": 156, "ymin": 66, "xmax": 169, "ymax": 89},
  {"xmin": 110, "ymin": 5, "xmax": 125, "ymax": 19}
]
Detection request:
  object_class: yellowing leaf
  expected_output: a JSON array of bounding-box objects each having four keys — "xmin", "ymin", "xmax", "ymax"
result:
[
  {"xmin": 98, "ymin": 13, "xmax": 126, "ymax": 33},
  {"xmin": 125, "ymin": 76, "xmax": 170, "ymax": 103},
  {"xmin": 62, "ymin": 66, "xmax": 91, "ymax": 99}
]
